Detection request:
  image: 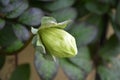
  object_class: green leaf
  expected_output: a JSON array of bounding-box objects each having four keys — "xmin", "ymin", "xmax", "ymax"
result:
[
  {"xmin": 60, "ymin": 59, "xmax": 85, "ymax": 80},
  {"xmin": 69, "ymin": 46, "xmax": 93, "ymax": 73},
  {"xmin": 0, "ymin": 55, "xmax": 5, "ymax": 70},
  {"xmin": 69, "ymin": 22, "xmax": 97, "ymax": 46},
  {"xmin": 86, "ymin": 14, "xmax": 104, "ymax": 40},
  {"xmin": 97, "ymin": 35, "xmax": 120, "ymax": 80},
  {"xmin": 0, "ymin": 24, "xmax": 24, "ymax": 54},
  {"xmin": 0, "ymin": 0, "xmax": 25, "ymax": 14},
  {"xmin": 44, "ymin": 0, "xmax": 75, "ymax": 11},
  {"xmin": 0, "ymin": 24, "xmax": 19, "ymax": 47},
  {"xmin": 98, "ymin": 58, "xmax": 120, "ymax": 80},
  {"xmin": 5, "ymin": 40, "xmax": 24, "ymax": 53},
  {"xmin": 99, "ymin": 35, "xmax": 120, "ymax": 61},
  {"xmin": 0, "ymin": 18, "xmax": 5, "ymax": 29},
  {"xmin": 9, "ymin": 64, "xmax": 30, "ymax": 80},
  {"xmin": 99, "ymin": 0, "xmax": 116, "ymax": 7},
  {"xmin": 51, "ymin": 7, "xmax": 77, "ymax": 22},
  {"xmin": 97, "ymin": 34, "xmax": 120, "ymax": 80},
  {"xmin": 0, "ymin": 0, "xmax": 10, "ymax": 6},
  {"xmin": 12, "ymin": 24, "xmax": 30, "ymax": 41},
  {"xmin": 6, "ymin": 0, "xmax": 29, "ymax": 18},
  {"xmin": 115, "ymin": 1, "xmax": 120, "ymax": 26},
  {"xmin": 85, "ymin": 2, "xmax": 109, "ymax": 15},
  {"xmin": 34, "ymin": 51, "xmax": 58, "ymax": 80},
  {"xmin": 18, "ymin": 8, "xmax": 44, "ymax": 26}
]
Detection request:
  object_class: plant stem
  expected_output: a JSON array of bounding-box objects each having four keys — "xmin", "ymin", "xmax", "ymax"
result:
[{"xmin": 95, "ymin": 13, "xmax": 109, "ymax": 80}]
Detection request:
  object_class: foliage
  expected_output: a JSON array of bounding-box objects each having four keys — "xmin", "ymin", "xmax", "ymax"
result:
[{"xmin": 0, "ymin": 0, "xmax": 120, "ymax": 80}]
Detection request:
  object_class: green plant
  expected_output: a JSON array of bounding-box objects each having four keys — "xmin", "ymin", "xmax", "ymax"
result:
[{"xmin": 0, "ymin": 0, "xmax": 120, "ymax": 80}]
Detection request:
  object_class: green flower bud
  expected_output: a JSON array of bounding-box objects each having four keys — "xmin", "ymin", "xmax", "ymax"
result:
[
  {"xmin": 38, "ymin": 28, "xmax": 77, "ymax": 57},
  {"xmin": 31, "ymin": 16, "xmax": 77, "ymax": 58}
]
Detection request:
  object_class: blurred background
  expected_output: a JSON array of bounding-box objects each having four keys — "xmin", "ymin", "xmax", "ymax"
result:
[{"xmin": 0, "ymin": 0, "xmax": 120, "ymax": 80}]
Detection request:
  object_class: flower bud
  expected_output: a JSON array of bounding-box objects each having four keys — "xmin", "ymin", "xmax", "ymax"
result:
[{"xmin": 38, "ymin": 28, "xmax": 77, "ymax": 57}]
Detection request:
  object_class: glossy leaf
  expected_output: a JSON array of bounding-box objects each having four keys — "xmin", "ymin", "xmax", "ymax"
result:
[
  {"xmin": 99, "ymin": 0, "xmax": 116, "ymax": 7},
  {"xmin": 86, "ymin": 14, "xmax": 104, "ymax": 39},
  {"xmin": 69, "ymin": 46, "xmax": 93, "ymax": 73},
  {"xmin": 85, "ymin": 2, "xmax": 109, "ymax": 15},
  {"xmin": 98, "ymin": 58, "xmax": 120, "ymax": 80},
  {"xmin": 97, "ymin": 34, "xmax": 120, "ymax": 80},
  {"xmin": 0, "ymin": 0, "xmax": 24, "ymax": 14},
  {"xmin": 69, "ymin": 22, "xmax": 97, "ymax": 46},
  {"xmin": 60, "ymin": 59, "xmax": 85, "ymax": 80},
  {"xmin": 0, "ymin": 18, "xmax": 5, "ymax": 30},
  {"xmin": 0, "ymin": 55, "xmax": 5, "ymax": 69},
  {"xmin": 6, "ymin": 0, "xmax": 29, "ymax": 18},
  {"xmin": 0, "ymin": 24, "xmax": 24, "ymax": 54},
  {"xmin": 51, "ymin": 7, "xmax": 77, "ymax": 22},
  {"xmin": 44, "ymin": 0, "xmax": 75, "ymax": 11},
  {"xmin": 34, "ymin": 50, "xmax": 58, "ymax": 80},
  {"xmin": 12, "ymin": 24, "xmax": 30, "ymax": 41},
  {"xmin": 0, "ymin": 24, "xmax": 19, "ymax": 47},
  {"xmin": 0, "ymin": 0, "xmax": 10, "ymax": 6},
  {"xmin": 19, "ymin": 8, "xmax": 44, "ymax": 26},
  {"xmin": 99, "ymin": 35, "xmax": 120, "ymax": 61},
  {"xmin": 5, "ymin": 40, "xmax": 24, "ymax": 53},
  {"xmin": 9, "ymin": 64, "xmax": 30, "ymax": 80}
]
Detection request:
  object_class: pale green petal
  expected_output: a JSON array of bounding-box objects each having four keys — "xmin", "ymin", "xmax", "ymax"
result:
[
  {"xmin": 54, "ymin": 20, "xmax": 72, "ymax": 29},
  {"xmin": 40, "ymin": 16, "xmax": 57, "ymax": 29},
  {"xmin": 31, "ymin": 27, "xmax": 38, "ymax": 34},
  {"xmin": 39, "ymin": 28, "xmax": 77, "ymax": 57},
  {"xmin": 36, "ymin": 34, "xmax": 46, "ymax": 54},
  {"xmin": 40, "ymin": 16, "xmax": 72, "ymax": 29}
]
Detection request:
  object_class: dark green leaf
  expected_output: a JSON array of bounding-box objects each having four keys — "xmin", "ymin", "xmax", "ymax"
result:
[
  {"xmin": 76, "ymin": 5, "xmax": 89, "ymax": 18},
  {"xmin": 69, "ymin": 22, "xmax": 97, "ymax": 46},
  {"xmin": 5, "ymin": 40, "xmax": 24, "ymax": 53},
  {"xmin": 99, "ymin": 35, "xmax": 120, "ymax": 61},
  {"xmin": 0, "ymin": 24, "xmax": 19, "ymax": 47},
  {"xmin": 44, "ymin": 0, "xmax": 75, "ymax": 11},
  {"xmin": 0, "ymin": 0, "xmax": 10, "ymax": 6},
  {"xmin": 34, "ymin": 50, "xmax": 58, "ymax": 80},
  {"xmin": 35, "ymin": 0, "xmax": 54, "ymax": 1},
  {"xmin": 0, "ymin": 0, "xmax": 24, "ymax": 14},
  {"xmin": 0, "ymin": 18, "xmax": 5, "ymax": 30},
  {"xmin": 115, "ymin": 1, "xmax": 120, "ymax": 26},
  {"xmin": 60, "ymin": 59, "xmax": 85, "ymax": 80},
  {"xmin": 0, "ymin": 55, "xmax": 5, "ymax": 69},
  {"xmin": 98, "ymin": 58, "xmax": 120, "ymax": 80},
  {"xmin": 85, "ymin": 2, "xmax": 109, "ymax": 15},
  {"xmin": 0, "ymin": 24, "xmax": 24, "ymax": 54},
  {"xmin": 18, "ymin": 8, "xmax": 44, "ymax": 26},
  {"xmin": 51, "ymin": 7, "xmax": 77, "ymax": 22},
  {"xmin": 69, "ymin": 46, "xmax": 93, "ymax": 73},
  {"xmin": 6, "ymin": 0, "xmax": 29, "ymax": 18},
  {"xmin": 12, "ymin": 24, "xmax": 30, "ymax": 41},
  {"xmin": 98, "ymin": 0, "xmax": 117, "ymax": 7},
  {"xmin": 97, "ymin": 31, "xmax": 120, "ymax": 80},
  {"xmin": 86, "ymin": 14, "xmax": 104, "ymax": 39},
  {"xmin": 9, "ymin": 64, "xmax": 30, "ymax": 80}
]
